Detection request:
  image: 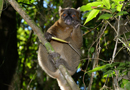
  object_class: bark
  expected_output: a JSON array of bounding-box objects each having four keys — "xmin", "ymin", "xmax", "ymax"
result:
[{"xmin": 0, "ymin": 5, "xmax": 18, "ymax": 90}]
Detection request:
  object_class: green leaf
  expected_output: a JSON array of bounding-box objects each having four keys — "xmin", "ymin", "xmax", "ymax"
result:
[
  {"xmin": 18, "ymin": 0, "xmax": 35, "ymax": 4},
  {"xmin": 117, "ymin": 4, "xmax": 123, "ymax": 11},
  {"xmin": 111, "ymin": 3, "xmax": 116, "ymax": 9},
  {"xmin": 116, "ymin": 11, "xmax": 128, "ymax": 16},
  {"xmin": 102, "ymin": 0, "xmax": 110, "ymax": 9},
  {"xmin": 27, "ymin": 63, "xmax": 32, "ymax": 69},
  {"xmin": 112, "ymin": 0, "xmax": 124, "ymax": 11},
  {"xmin": 80, "ymin": 2, "xmax": 103, "ymax": 11},
  {"xmin": 112, "ymin": 0, "xmax": 124, "ymax": 3},
  {"xmin": 80, "ymin": 5, "xmax": 89, "ymax": 12},
  {"xmin": 103, "ymin": 70, "xmax": 115, "ymax": 77},
  {"xmin": 125, "ymin": 81, "xmax": 130, "ymax": 90},
  {"xmin": 103, "ymin": 70, "xmax": 113, "ymax": 75},
  {"xmin": 88, "ymin": 64, "xmax": 109, "ymax": 73},
  {"xmin": 84, "ymin": 9, "xmax": 99, "ymax": 24},
  {"xmin": 98, "ymin": 14, "xmax": 112, "ymax": 20},
  {"xmin": 119, "ymin": 62, "xmax": 126, "ymax": 67},
  {"xmin": 90, "ymin": 47, "xmax": 94, "ymax": 53},
  {"xmin": 111, "ymin": 62, "xmax": 120, "ymax": 67},
  {"xmin": 83, "ymin": 12, "xmax": 89, "ymax": 18},
  {"xmin": 23, "ymin": 81, "xmax": 26, "ymax": 87},
  {"xmin": 111, "ymin": 8, "xmax": 116, "ymax": 13}
]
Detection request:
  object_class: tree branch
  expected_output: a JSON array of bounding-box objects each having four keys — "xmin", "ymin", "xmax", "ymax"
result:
[
  {"xmin": 111, "ymin": 16, "xmax": 121, "ymax": 90},
  {"xmin": 0, "ymin": 0, "xmax": 3, "ymax": 17},
  {"xmin": 7, "ymin": 0, "xmax": 79, "ymax": 89},
  {"xmin": 111, "ymin": 16, "xmax": 121, "ymax": 63}
]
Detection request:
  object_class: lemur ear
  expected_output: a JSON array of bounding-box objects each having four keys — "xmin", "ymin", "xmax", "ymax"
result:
[
  {"xmin": 77, "ymin": 7, "xmax": 80, "ymax": 12},
  {"xmin": 59, "ymin": 6, "xmax": 64, "ymax": 15}
]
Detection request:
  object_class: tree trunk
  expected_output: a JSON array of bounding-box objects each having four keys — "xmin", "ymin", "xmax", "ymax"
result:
[{"xmin": 0, "ymin": 5, "xmax": 18, "ymax": 90}]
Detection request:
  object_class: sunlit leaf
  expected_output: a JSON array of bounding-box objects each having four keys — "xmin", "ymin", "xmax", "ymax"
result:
[
  {"xmin": 112, "ymin": 0, "xmax": 124, "ymax": 3},
  {"xmin": 88, "ymin": 64, "xmax": 109, "ymax": 73},
  {"xmin": 80, "ymin": 5, "xmax": 89, "ymax": 12},
  {"xmin": 84, "ymin": 9, "xmax": 99, "ymax": 24},
  {"xmin": 102, "ymin": 0, "xmax": 110, "ymax": 9},
  {"xmin": 27, "ymin": 63, "xmax": 32, "ymax": 69},
  {"xmin": 117, "ymin": 4, "xmax": 123, "ymax": 11},
  {"xmin": 18, "ymin": 0, "xmax": 29, "ymax": 3},
  {"xmin": 80, "ymin": 2, "xmax": 103, "ymax": 11},
  {"xmin": 112, "ymin": 0, "xmax": 124, "ymax": 11}
]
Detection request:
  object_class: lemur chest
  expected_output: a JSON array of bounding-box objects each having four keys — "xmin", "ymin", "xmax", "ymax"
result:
[{"xmin": 57, "ymin": 27, "xmax": 73, "ymax": 39}]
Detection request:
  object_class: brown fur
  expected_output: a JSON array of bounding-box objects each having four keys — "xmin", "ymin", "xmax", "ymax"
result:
[{"xmin": 38, "ymin": 6, "xmax": 82, "ymax": 90}]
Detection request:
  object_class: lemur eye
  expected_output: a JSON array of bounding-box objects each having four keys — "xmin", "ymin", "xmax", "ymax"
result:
[
  {"xmin": 72, "ymin": 14, "xmax": 75, "ymax": 17},
  {"xmin": 63, "ymin": 13, "xmax": 66, "ymax": 17}
]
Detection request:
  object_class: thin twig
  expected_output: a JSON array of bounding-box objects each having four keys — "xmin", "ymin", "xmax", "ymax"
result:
[
  {"xmin": 27, "ymin": 72, "xmax": 37, "ymax": 90},
  {"xmin": 107, "ymin": 20, "xmax": 118, "ymax": 34},
  {"xmin": 111, "ymin": 16, "xmax": 121, "ymax": 90},
  {"xmin": 88, "ymin": 39, "xmax": 101, "ymax": 90},
  {"xmin": 88, "ymin": 23, "xmax": 108, "ymax": 55},
  {"xmin": 111, "ymin": 39, "xmax": 119, "ymax": 63},
  {"xmin": 118, "ymin": 38, "xmax": 130, "ymax": 51},
  {"xmin": 82, "ymin": 23, "xmax": 106, "ymax": 89},
  {"xmin": 85, "ymin": 22, "xmax": 107, "ymax": 90},
  {"xmin": 83, "ymin": 21, "xmax": 103, "ymax": 36},
  {"xmin": 114, "ymin": 46, "xmax": 124, "ymax": 58},
  {"xmin": 111, "ymin": 16, "xmax": 121, "ymax": 63},
  {"xmin": 80, "ymin": 58, "xmax": 110, "ymax": 63}
]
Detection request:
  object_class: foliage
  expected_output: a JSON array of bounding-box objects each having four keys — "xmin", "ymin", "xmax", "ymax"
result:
[
  {"xmin": 80, "ymin": 0, "xmax": 128, "ymax": 24},
  {"xmin": 88, "ymin": 62, "xmax": 130, "ymax": 78},
  {"xmin": 80, "ymin": 0, "xmax": 130, "ymax": 89},
  {"xmin": 2, "ymin": 0, "xmax": 130, "ymax": 90}
]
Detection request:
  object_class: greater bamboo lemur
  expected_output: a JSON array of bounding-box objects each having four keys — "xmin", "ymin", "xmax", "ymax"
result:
[{"xmin": 38, "ymin": 6, "xmax": 82, "ymax": 90}]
